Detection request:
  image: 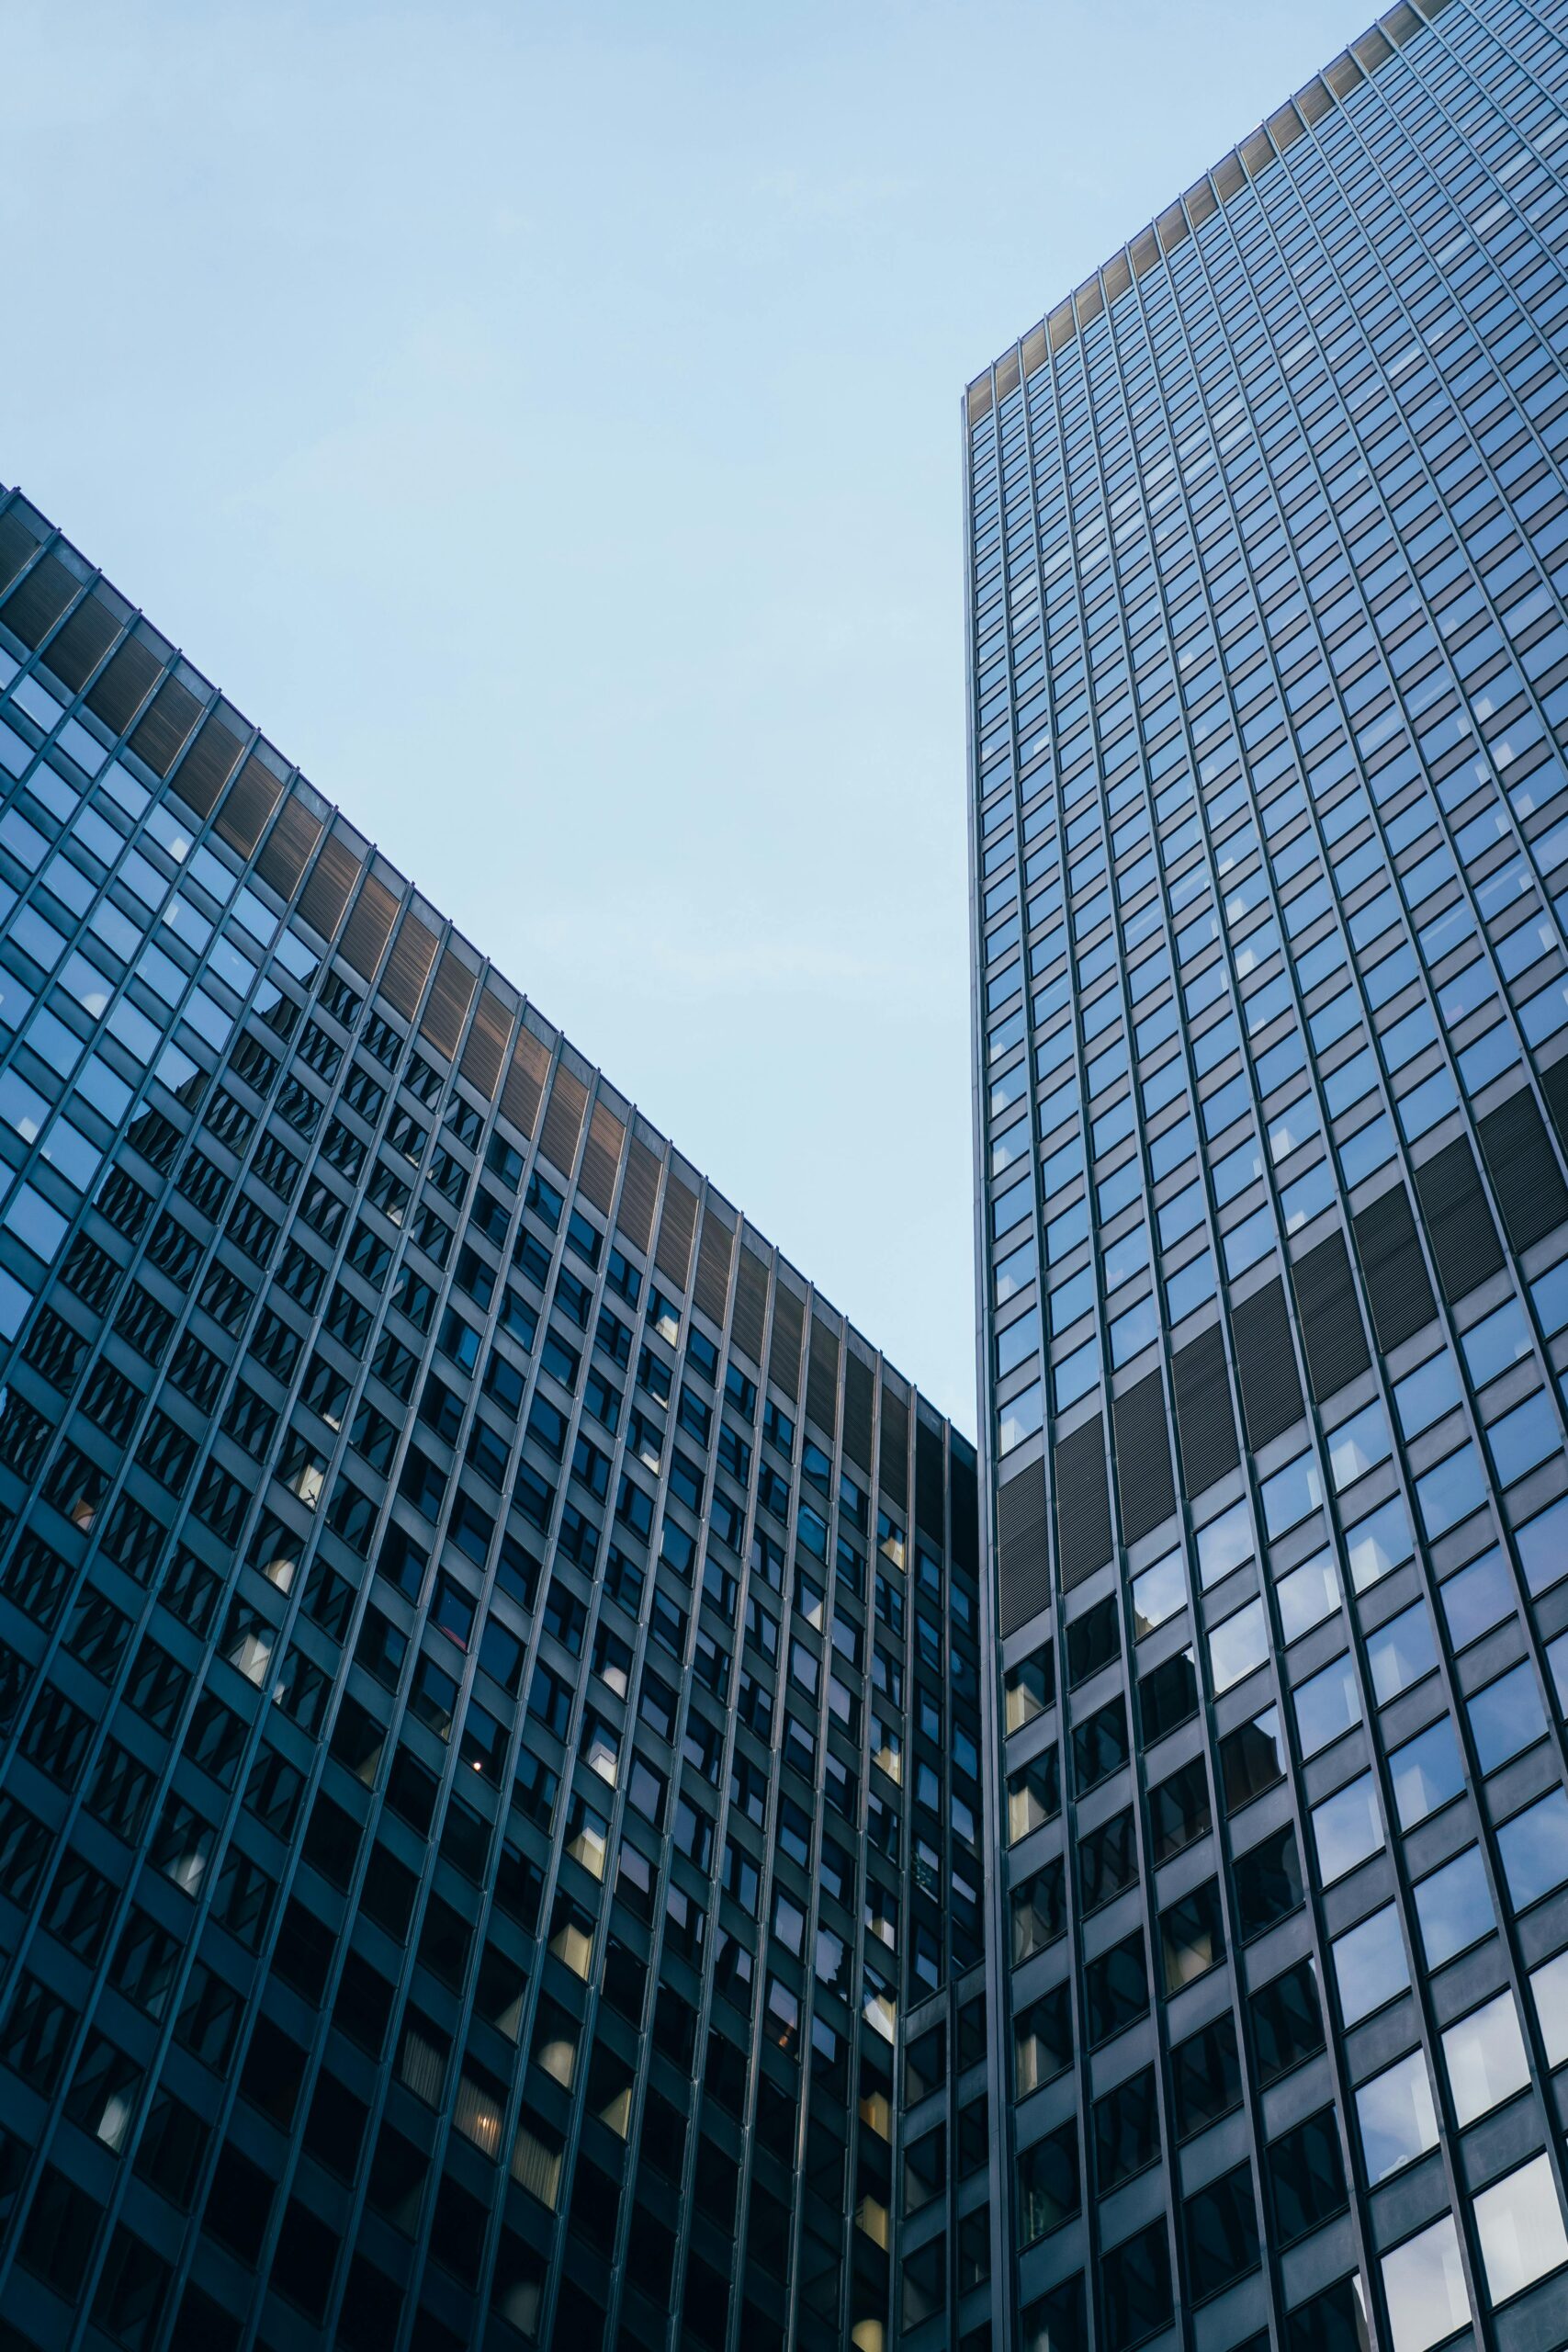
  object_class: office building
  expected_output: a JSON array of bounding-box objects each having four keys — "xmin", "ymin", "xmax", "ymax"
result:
[
  {"xmin": 0, "ymin": 482, "xmax": 985, "ymax": 2352},
  {"xmin": 967, "ymin": 1, "xmax": 1568, "ymax": 2347}
]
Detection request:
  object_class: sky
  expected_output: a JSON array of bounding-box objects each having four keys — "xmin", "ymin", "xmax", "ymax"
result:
[{"xmin": 2, "ymin": 0, "xmax": 1362, "ymax": 1429}]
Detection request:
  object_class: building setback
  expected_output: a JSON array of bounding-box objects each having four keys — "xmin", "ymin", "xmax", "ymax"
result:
[
  {"xmin": 0, "ymin": 483, "xmax": 986, "ymax": 2352},
  {"xmin": 966, "ymin": 1, "xmax": 1568, "ymax": 2349}
]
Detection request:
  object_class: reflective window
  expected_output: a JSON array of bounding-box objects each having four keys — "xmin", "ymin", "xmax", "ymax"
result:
[
  {"xmin": 1442, "ymin": 1989, "xmax": 1530, "ymax": 2128},
  {"xmin": 1387, "ymin": 1716, "xmax": 1465, "ymax": 1831},
  {"xmin": 1498, "ymin": 1788, "xmax": 1568, "ymax": 1914},
  {"xmin": 1414, "ymin": 1848, "xmax": 1494, "ymax": 1969},
  {"xmin": 1381, "ymin": 2214, "xmax": 1471, "ymax": 2352},
  {"xmin": 1333, "ymin": 1903, "xmax": 1409, "ymax": 2028},
  {"xmin": 1355, "ymin": 2048, "xmax": 1438, "ymax": 2186},
  {"xmin": 1473, "ymin": 2154, "xmax": 1568, "ymax": 2309},
  {"xmin": 1312, "ymin": 1772, "xmax": 1383, "ymax": 1886}
]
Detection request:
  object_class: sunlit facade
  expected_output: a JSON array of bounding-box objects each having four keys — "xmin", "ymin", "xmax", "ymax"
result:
[{"xmin": 967, "ymin": 1, "xmax": 1568, "ymax": 2346}]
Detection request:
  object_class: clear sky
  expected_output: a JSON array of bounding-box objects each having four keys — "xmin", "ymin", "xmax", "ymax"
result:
[{"xmin": 3, "ymin": 0, "xmax": 1362, "ymax": 1428}]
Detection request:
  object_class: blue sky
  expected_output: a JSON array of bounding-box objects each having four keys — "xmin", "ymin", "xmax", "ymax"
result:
[{"xmin": 3, "ymin": 0, "xmax": 1360, "ymax": 1426}]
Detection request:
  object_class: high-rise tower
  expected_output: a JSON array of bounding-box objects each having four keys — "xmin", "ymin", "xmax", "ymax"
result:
[
  {"xmin": 0, "ymin": 484, "xmax": 985, "ymax": 2352},
  {"xmin": 966, "ymin": 4, "xmax": 1568, "ymax": 2348}
]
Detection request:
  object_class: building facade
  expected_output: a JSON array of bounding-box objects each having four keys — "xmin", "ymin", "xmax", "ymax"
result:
[
  {"xmin": 0, "ymin": 486, "xmax": 987, "ymax": 2352},
  {"xmin": 967, "ymin": 3, "xmax": 1568, "ymax": 2349}
]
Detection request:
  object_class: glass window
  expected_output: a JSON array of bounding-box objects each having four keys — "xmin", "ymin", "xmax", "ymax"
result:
[
  {"xmin": 1415, "ymin": 1848, "xmax": 1494, "ymax": 1968},
  {"xmin": 1172, "ymin": 2012, "xmax": 1242, "ymax": 2136},
  {"xmin": 1439, "ymin": 1545, "xmax": 1514, "ymax": 1647},
  {"xmin": 1468, "ymin": 1659, "xmax": 1547, "ymax": 1773},
  {"xmin": 1221, "ymin": 1705, "xmax": 1284, "ymax": 1812},
  {"xmin": 1312, "ymin": 1773, "xmax": 1383, "ymax": 1886},
  {"xmin": 1005, "ymin": 1647, "xmax": 1054, "ymax": 1732},
  {"xmin": 1442, "ymin": 1989, "xmax": 1530, "ymax": 2127},
  {"xmin": 1462, "ymin": 1297, "xmax": 1532, "ymax": 1389},
  {"xmin": 1381, "ymin": 2214, "xmax": 1471, "ymax": 2352},
  {"xmin": 1472, "ymin": 2153, "xmax": 1568, "ymax": 2308},
  {"xmin": 1132, "ymin": 1551, "xmax": 1185, "ymax": 1636},
  {"xmin": 1344, "ymin": 1494, "xmax": 1413, "ymax": 1593},
  {"xmin": 1394, "ymin": 1350, "xmax": 1461, "ymax": 1438},
  {"xmin": 1235, "ymin": 1824, "xmax": 1303, "ymax": 1940},
  {"xmin": 1498, "ymin": 1788, "xmax": 1568, "ymax": 1913},
  {"xmin": 1356, "ymin": 2048, "xmax": 1438, "ymax": 2186},
  {"xmin": 1183, "ymin": 2164, "xmax": 1259, "ymax": 2301},
  {"xmin": 1266, "ymin": 2107, "xmax": 1347, "ymax": 2245},
  {"xmin": 1367, "ymin": 1603, "xmax": 1437, "ymax": 1705},
  {"xmin": 1327, "ymin": 1401, "xmax": 1392, "ymax": 1492},
  {"xmin": 1529, "ymin": 1948, "xmax": 1568, "ymax": 2070},
  {"xmin": 1262, "ymin": 1452, "xmax": 1324, "ymax": 1539},
  {"xmin": 1294, "ymin": 1654, "xmax": 1361, "ymax": 1757},
  {"xmin": 1275, "ymin": 1547, "xmax": 1340, "ymax": 1642},
  {"xmin": 1160, "ymin": 1880, "xmax": 1225, "ymax": 1994},
  {"xmin": 1416, "ymin": 1444, "xmax": 1487, "ymax": 1540},
  {"xmin": 1196, "ymin": 1498, "xmax": 1253, "ymax": 1589},
  {"xmin": 1209, "ymin": 1597, "xmax": 1267, "ymax": 1693},
  {"xmin": 1387, "ymin": 1715, "xmax": 1464, "ymax": 1830},
  {"xmin": 1334, "ymin": 1903, "xmax": 1409, "ymax": 2028}
]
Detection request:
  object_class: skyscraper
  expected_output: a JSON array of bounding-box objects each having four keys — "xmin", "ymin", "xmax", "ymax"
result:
[
  {"xmin": 967, "ymin": 2, "xmax": 1568, "ymax": 2348},
  {"xmin": 0, "ymin": 484, "xmax": 986, "ymax": 2352}
]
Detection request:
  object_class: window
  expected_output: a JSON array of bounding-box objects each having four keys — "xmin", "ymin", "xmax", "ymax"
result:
[
  {"xmin": 1221, "ymin": 1705, "xmax": 1284, "ymax": 1811},
  {"xmin": 1014, "ymin": 1984, "xmax": 1072, "ymax": 2096},
  {"xmin": 1267, "ymin": 2107, "xmax": 1347, "ymax": 2245},
  {"xmin": 1442, "ymin": 1989, "xmax": 1530, "ymax": 2127},
  {"xmin": 1473, "ymin": 2154, "xmax": 1568, "ymax": 2309},
  {"xmin": 1094, "ymin": 2065, "xmax": 1158, "ymax": 2192},
  {"xmin": 1381, "ymin": 2214, "xmax": 1470, "ymax": 2352},
  {"xmin": 1005, "ymin": 1645, "xmax": 1054, "ymax": 1730},
  {"xmin": 1388, "ymin": 1716, "xmax": 1464, "ymax": 1830},
  {"xmin": 1469, "ymin": 1659, "xmax": 1547, "ymax": 1772},
  {"xmin": 1415, "ymin": 1847, "xmax": 1494, "ymax": 1967},
  {"xmin": 1160, "ymin": 1879, "xmax": 1224, "ymax": 1993},
  {"xmin": 1235, "ymin": 1822, "xmax": 1303, "ymax": 1939},
  {"xmin": 1085, "ymin": 1932, "xmax": 1147, "ymax": 2046},
  {"xmin": 1498, "ymin": 1787, "xmax": 1568, "ymax": 1912},
  {"xmin": 1007, "ymin": 1748, "xmax": 1060, "ymax": 1843},
  {"xmin": 1312, "ymin": 1772, "xmax": 1383, "ymax": 1885},
  {"xmin": 1017, "ymin": 2121, "xmax": 1079, "ymax": 2245},
  {"xmin": 1294, "ymin": 1653, "xmax": 1361, "ymax": 1756},
  {"xmin": 1101, "ymin": 2220, "xmax": 1171, "ymax": 2352},
  {"xmin": 1355, "ymin": 2049, "xmax": 1438, "ymax": 2186},
  {"xmin": 1183, "ymin": 2165, "xmax": 1259, "ymax": 2301},
  {"xmin": 1333, "ymin": 1903, "xmax": 1409, "ymax": 2028},
  {"xmin": 1172, "ymin": 2011, "xmax": 1242, "ymax": 2136},
  {"xmin": 1149, "ymin": 1755, "xmax": 1209, "ymax": 1860},
  {"xmin": 1250, "ymin": 1959, "xmax": 1324, "ymax": 2086},
  {"xmin": 1367, "ymin": 1603, "xmax": 1437, "ymax": 1704},
  {"xmin": 1209, "ymin": 1596, "xmax": 1266, "ymax": 1692}
]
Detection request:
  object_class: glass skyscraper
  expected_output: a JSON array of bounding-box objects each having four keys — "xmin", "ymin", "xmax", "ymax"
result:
[
  {"xmin": 967, "ymin": 2, "xmax": 1568, "ymax": 2349},
  {"xmin": 0, "ymin": 486, "xmax": 986, "ymax": 2352}
]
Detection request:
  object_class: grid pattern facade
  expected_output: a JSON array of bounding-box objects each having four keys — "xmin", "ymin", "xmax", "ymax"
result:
[
  {"xmin": 0, "ymin": 485, "xmax": 985, "ymax": 2352},
  {"xmin": 967, "ymin": 3, "xmax": 1568, "ymax": 2349}
]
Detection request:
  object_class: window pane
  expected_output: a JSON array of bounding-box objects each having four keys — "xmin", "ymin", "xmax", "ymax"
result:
[
  {"xmin": 1473, "ymin": 2154, "xmax": 1568, "ymax": 2306},
  {"xmin": 1209, "ymin": 1597, "xmax": 1267, "ymax": 1693},
  {"xmin": 1529, "ymin": 1949, "xmax": 1568, "ymax": 2070},
  {"xmin": 1442, "ymin": 1990, "xmax": 1530, "ymax": 2128},
  {"xmin": 1333, "ymin": 1903, "xmax": 1409, "ymax": 2027},
  {"xmin": 1312, "ymin": 1773, "xmax": 1383, "ymax": 1886},
  {"xmin": 1388, "ymin": 1717, "xmax": 1464, "ymax": 1830},
  {"xmin": 1415, "ymin": 1849, "xmax": 1494, "ymax": 1968},
  {"xmin": 1294, "ymin": 1655, "xmax": 1361, "ymax": 1757},
  {"xmin": 1356, "ymin": 2048, "xmax": 1438, "ymax": 2186},
  {"xmin": 1468, "ymin": 1660, "xmax": 1547, "ymax": 1773},
  {"xmin": 1381, "ymin": 2214, "xmax": 1471, "ymax": 2352},
  {"xmin": 1498, "ymin": 1788, "xmax": 1568, "ymax": 1914}
]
